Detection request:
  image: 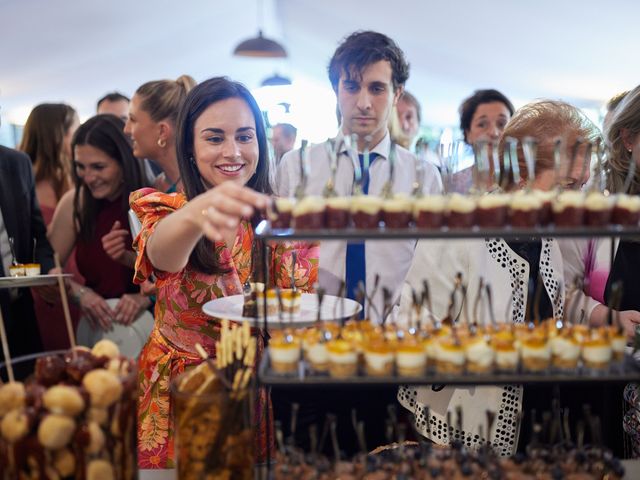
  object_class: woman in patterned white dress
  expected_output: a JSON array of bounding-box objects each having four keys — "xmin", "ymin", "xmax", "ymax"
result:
[{"xmin": 398, "ymin": 100, "xmax": 599, "ymax": 455}]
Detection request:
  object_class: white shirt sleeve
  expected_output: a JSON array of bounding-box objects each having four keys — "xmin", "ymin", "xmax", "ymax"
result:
[
  {"xmin": 275, "ymin": 149, "xmax": 299, "ymax": 197},
  {"xmin": 421, "ymin": 161, "xmax": 444, "ymax": 195}
]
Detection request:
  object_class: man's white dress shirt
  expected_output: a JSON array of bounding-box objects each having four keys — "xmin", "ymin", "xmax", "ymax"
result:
[{"xmin": 276, "ymin": 130, "xmax": 442, "ymax": 321}]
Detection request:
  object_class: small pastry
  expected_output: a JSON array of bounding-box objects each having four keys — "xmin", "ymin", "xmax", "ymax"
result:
[
  {"xmin": 434, "ymin": 336, "xmax": 466, "ymax": 374},
  {"xmin": 325, "ymin": 196, "xmax": 351, "ymax": 229},
  {"xmin": 608, "ymin": 327, "xmax": 626, "ymax": 364},
  {"xmin": 446, "ymin": 193, "xmax": 476, "ymax": 229},
  {"xmin": 8, "ymin": 264, "xmax": 25, "ymax": 277},
  {"xmin": 23, "ymin": 263, "xmax": 41, "ymax": 276},
  {"xmin": 242, "ymin": 282, "xmax": 266, "ymax": 317},
  {"xmin": 266, "ymin": 289, "xmax": 280, "ymax": 317},
  {"xmin": 464, "ymin": 335, "xmax": 495, "ymax": 373},
  {"xmin": 550, "ymin": 331, "xmax": 581, "ymax": 370},
  {"xmin": 292, "ymin": 196, "xmax": 326, "ymax": 230},
  {"xmin": 350, "ymin": 195, "xmax": 383, "ymax": 229},
  {"xmin": 396, "ymin": 338, "xmax": 427, "ymax": 376},
  {"xmin": 520, "ymin": 331, "xmax": 551, "ymax": 372},
  {"xmin": 509, "ymin": 191, "xmax": 542, "ymax": 228},
  {"xmin": 413, "ymin": 195, "xmax": 446, "ymax": 229},
  {"xmin": 327, "ymin": 338, "xmax": 358, "ymax": 378},
  {"xmin": 306, "ymin": 340, "xmax": 329, "ymax": 373},
  {"xmin": 269, "ymin": 332, "xmax": 300, "ymax": 374},
  {"xmin": 492, "ymin": 331, "xmax": 519, "ymax": 372},
  {"xmin": 301, "ymin": 329, "xmax": 330, "ymax": 373},
  {"xmin": 279, "ymin": 289, "xmax": 302, "ymax": 315},
  {"xmin": 382, "ymin": 194, "xmax": 413, "ymax": 229},
  {"xmin": 611, "ymin": 193, "xmax": 640, "ymax": 226},
  {"xmin": 552, "ymin": 190, "xmax": 585, "ymax": 227},
  {"xmin": 270, "ymin": 197, "xmax": 295, "ymax": 229},
  {"xmin": 363, "ymin": 339, "xmax": 395, "ymax": 376},
  {"xmin": 582, "ymin": 333, "xmax": 612, "ymax": 370},
  {"xmin": 475, "ymin": 193, "xmax": 510, "ymax": 228},
  {"xmin": 533, "ymin": 190, "xmax": 556, "ymax": 226},
  {"xmin": 584, "ymin": 191, "xmax": 613, "ymax": 226}
]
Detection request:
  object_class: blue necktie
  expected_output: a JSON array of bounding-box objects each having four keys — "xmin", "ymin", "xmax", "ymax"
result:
[{"xmin": 345, "ymin": 153, "xmax": 377, "ymax": 303}]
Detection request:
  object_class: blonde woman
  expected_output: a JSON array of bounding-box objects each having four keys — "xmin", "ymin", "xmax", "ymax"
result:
[{"xmin": 124, "ymin": 75, "xmax": 196, "ymax": 194}]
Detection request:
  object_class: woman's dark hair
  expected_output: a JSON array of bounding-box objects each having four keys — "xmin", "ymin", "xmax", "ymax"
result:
[
  {"xmin": 459, "ymin": 89, "xmax": 515, "ymax": 143},
  {"xmin": 328, "ymin": 30, "xmax": 409, "ymax": 93},
  {"xmin": 71, "ymin": 114, "xmax": 148, "ymax": 241},
  {"xmin": 19, "ymin": 103, "xmax": 77, "ymax": 200},
  {"xmin": 175, "ymin": 76, "xmax": 273, "ymax": 274}
]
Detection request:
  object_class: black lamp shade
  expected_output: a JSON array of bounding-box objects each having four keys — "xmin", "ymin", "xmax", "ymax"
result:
[{"xmin": 233, "ymin": 31, "xmax": 287, "ymax": 58}]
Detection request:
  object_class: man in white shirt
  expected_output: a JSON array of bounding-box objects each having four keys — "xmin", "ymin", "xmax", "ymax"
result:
[{"xmin": 276, "ymin": 31, "xmax": 441, "ymax": 320}]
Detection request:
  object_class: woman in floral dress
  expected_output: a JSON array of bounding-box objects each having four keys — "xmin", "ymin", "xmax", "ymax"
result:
[{"xmin": 131, "ymin": 77, "xmax": 318, "ymax": 468}]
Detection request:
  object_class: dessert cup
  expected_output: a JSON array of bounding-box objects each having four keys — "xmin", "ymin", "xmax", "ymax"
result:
[
  {"xmin": 446, "ymin": 193, "xmax": 476, "ymax": 229},
  {"xmin": 381, "ymin": 194, "xmax": 413, "ymax": 229},
  {"xmin": 552, "ymin": 191, "xmax": 585, "ymax": 227},
  {"xmin": 325, "ymin": 196, "xmax": 351, "ymax": 229},
  {"xmin": 350, "ymin": 196, "xmax": 383, "ymax": 229},
  {"xmin": 292, "ymin": 196, "xmax": 326, "ymax": 230}
]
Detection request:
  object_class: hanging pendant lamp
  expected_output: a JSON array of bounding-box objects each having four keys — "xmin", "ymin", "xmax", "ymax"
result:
[{"xmin": 232, "ymin": 0, "xmax": 287, "ymax": 58}]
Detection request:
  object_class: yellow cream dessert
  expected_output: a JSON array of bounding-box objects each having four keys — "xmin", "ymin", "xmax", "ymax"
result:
[
  {"xmin": 363, "ymin": 339, "xmax": 395, "ymax": 376},
  {"xmin": 269, "ymin": 332, "xmax": 300, "ymax": 374},
  {"xmin": 608, "ymin": 327, "xmax": 626, "ymax": 363},
  {"xmin": 396, "ymin": 339, "xmax": 427, "ymax": 376},
  {"xmin": 582, "ymin": 335, "xmax": 612, "ymax": 370},
  {"xmin": 492, "ymin": 331, "xmax": 519, "ymax": 372},
  {"xmin": 550, "ymin": 331, "xmax": 581, "ymax": 370},
  {"xmin": 327, "ymin": 338, "xmax": 358, "ymax": 378},
  {"xmin": 24, "ymin": 263, "xmax": 41, "ymax": 277},
  {"xmin": 434, "ymin": 337, "xmax": 466, "ymax": 374},
  {"xmin": 464, "ymin": 335, "xmax": 495, "ymax": 373},
  {"xmin": 520, "ymin": 332, "xmax": 551, "ymax": 372},
  {"xmin": 278, "ymin": 289, "xmax": 302, "ymax": 315}
]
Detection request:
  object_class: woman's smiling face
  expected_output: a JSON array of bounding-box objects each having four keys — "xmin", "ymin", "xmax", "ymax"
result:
[{"xmin": 192, "ymin": 97, "xmax": 259, "ymax": 188}]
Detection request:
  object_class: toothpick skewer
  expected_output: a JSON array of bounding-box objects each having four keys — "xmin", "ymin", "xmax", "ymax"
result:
[
  {"xmin": 54, "ymin": 253, "xmax": 76, "ymax": 349},
  {"xmin": 0, "ymin": 308, "xmax": 14, "ymax": 383},
  {"xmin": 195, "ymin": 342, "xmax": 232, "ymax": 390}
]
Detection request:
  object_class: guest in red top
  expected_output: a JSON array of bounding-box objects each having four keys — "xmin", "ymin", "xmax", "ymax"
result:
[
  {"xmin": 130, "ymin": 77, "xmax": 318, "ymax": 468},
  {"xmin": 48, "ymin": 114, "xmax": 151, "ymax": 331}
]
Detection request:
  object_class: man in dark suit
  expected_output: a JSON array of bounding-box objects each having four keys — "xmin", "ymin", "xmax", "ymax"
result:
[{"xmin": 0, "ymin": 144, "xmax": 55, "ymax": 361}]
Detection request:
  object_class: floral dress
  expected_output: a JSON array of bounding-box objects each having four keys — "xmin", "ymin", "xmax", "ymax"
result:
[{"xmin": 130, "ymin": 188, "xmax": 318, "ymax": 469}]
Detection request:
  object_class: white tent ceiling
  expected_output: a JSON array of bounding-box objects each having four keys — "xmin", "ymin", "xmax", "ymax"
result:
[{"xmin": 1, "ymin": 0, "xmax": 639, "ymax": 129}]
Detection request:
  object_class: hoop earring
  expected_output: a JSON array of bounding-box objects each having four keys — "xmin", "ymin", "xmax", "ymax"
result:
[{"xmin": 157, "ymin": 138, "xmax": 167, "ymax": 148}]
